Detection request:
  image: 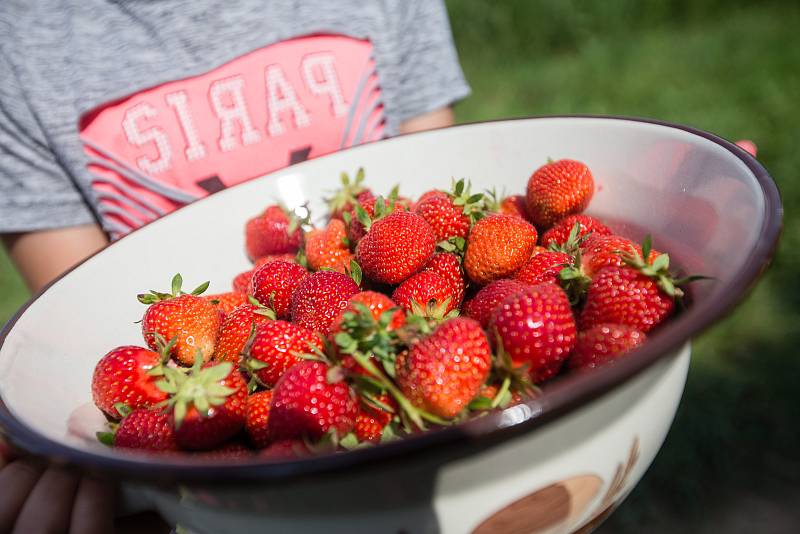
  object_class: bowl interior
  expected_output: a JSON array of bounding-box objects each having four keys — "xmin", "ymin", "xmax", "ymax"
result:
[{"xmin": 0, "ymin": 117, "xmax": 778, "ymax": 474}]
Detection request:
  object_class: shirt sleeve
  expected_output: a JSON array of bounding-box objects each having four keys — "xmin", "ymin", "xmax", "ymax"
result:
[
  {"xmin": 0, "ymin": 51, "xmax": 96, "ymax": 233},
  {"xmin": 389, "ymin": 0, "xmax": 471, "ymax": 124}
]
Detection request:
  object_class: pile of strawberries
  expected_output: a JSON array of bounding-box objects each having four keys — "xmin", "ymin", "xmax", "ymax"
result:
[{"xmin": 91, "ymin": 160, "xmax": 695, "ymax": 457}]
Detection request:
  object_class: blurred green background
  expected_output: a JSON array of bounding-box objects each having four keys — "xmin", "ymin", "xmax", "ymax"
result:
[
  {"xmin": 446, "ymin": 0, "xmax": 799, "ymax": 532},
  {"xmin": 1, "ymin": 0, "xmax": 798, "ymax": 531}
]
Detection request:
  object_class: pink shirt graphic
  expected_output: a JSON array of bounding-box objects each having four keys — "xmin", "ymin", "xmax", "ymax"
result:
[{"xmin": 80, "ymin": 35, "xmax": 385, "ymax": 238}]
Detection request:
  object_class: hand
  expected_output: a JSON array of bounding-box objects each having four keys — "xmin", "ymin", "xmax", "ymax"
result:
[
  {"xmin": 735, "ymin": 139, "xmax": 757, "ymax": 157},
  {"xmin": 0, "ymin": 437, "xmax": 115, "ymax": 534}
]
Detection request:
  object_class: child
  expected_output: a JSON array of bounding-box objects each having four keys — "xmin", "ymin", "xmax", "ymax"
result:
[{"xmin": 0, "ymin": 0, "xmax": 469, "ymax": 531}]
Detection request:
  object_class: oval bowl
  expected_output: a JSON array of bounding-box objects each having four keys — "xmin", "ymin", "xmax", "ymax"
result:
[{"xmin": 0, "ymin": 116, "xmax": 781, "ymax": 533}]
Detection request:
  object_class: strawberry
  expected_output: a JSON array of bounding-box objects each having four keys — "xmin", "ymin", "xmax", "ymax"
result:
[
  {"xmin": 569, "ymin": 323, "xmax": 646, "ymax": 371},
  {"xmin": 540, "ymin": 214, "xmax": 611, "ymax": 248},
  {"xmin": 244, "ymin": 204, "xmax": 303, "ymax": 261},
  {"xmin": 356, "ymin": 211, "xmax": 436, "ymax": 285},
  {"xmin": 423, "ymin": 252, "xmax": 466, "ymax": 307},
  {"xmin": 344, "ymin": 195, "xmax": 391, "ymax": 243},
  {"xmin": 244, "ymin": 320, "xmax": 322, "ymax": 388},
  {"xmin": 213, "ymin": 300, "xmax": 275, "ymax": 364},
  {"xmin": 489, "ymin": 283, "xmax": 577, "ymax": 383},
  {"xmin": 159, "ymin": 359, "xmax": 247, "ymax": 451},
  {"xmin": 254, "ymin": 253, "xmax": 298, "ymax": 268},
  {"xmin": 232, "ymin": 270, "xmax": 252, "ymax": 294},
  {"xmin": 514, "ymin": 251, "xmax": 572, "ymax": 286},
  {"xmin": 330, "ymin": 291, "xmax": 405, "ymax": 337},
  {"xmin": 111, "ymin": 408, "xmax": 176, "ymax": 452},
  {"xmin": 193, "ymin": 441, "xmax": 254, "ymax": 459},
  {"xmin": 259, "ymin": 439, "xmax": 311, "ymax": 460},
  {"xmin": 248, "ymin": 260, "xmax": 309, "ymax": 319},
  {"xmin": 414, "ymin": 179, "xmax": 484, "ymax": 243},
  {"xmin": 525, "ymin": 159, "xmax": 594, "ymax": 228},
  {"xmin": 463, "ymin": 214, "xmax": 537, "ymax": 285},
  {"xmin": 139, "ymin": 274, "xmax": 220, "ymax": 366},
  {"xmin": 267, "ymin": 361, "xmax": 358, "ymax": 441},
  {"xmin": 354, "ymin": 393, "xmax": 396, "ymax": 443},
  {"xmin": 304, "ymin": 219, "xmax": 354, "ymax": 273},
  {"xmin": 499, "ymin": 194, "xmax": 528, "ymax": 219},
  {"xmin": 204, "ymin": 291, "xmax": 248, "ymax": 320},
  {"xmin": 91, "ymin": 345, "xmax": 168, "ymax": 419},
  {"xmin": 245, "ymin": 390, "xmax": 273, "ymax": 448},
  {"xmin": 579, "ymin": 266, "xmax": 675, "ymax": 333},
  {"xmin": 463, "ymin": 279, "xmax": 528, "ymax": 328},
  {"xmin": 290, "ymin": 270, "xmax": 360, "ymax": 334},
  {"xmin": 471, "ymin": 383, "xmax": 524, "ymax": 410},
  {"xmin": 396, "ymin": 317, "xmax": 491, "ymax": 418},
  {"xmin": 580, "ymin": 234, "xmax": 659, "ymax": 279},
  {"xmin": 392, "ymin": 271, "xmax": 456, "ymax": 316},
  {"xmin": 414, "ymin": 189, "xmax": 447, "ymax": 209},
  {"xmin": 325, "ymin": 168, "xmax": 372, "ymax": 220}
]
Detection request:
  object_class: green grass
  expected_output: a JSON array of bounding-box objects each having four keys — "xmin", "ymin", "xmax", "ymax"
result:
[
  {"xmin": 1, "ymin": 1, "xmax": 798, "ymax": 530},
  {"xmin": 447, "ymin": 0, "xmax": 800, "ymax": 531}
]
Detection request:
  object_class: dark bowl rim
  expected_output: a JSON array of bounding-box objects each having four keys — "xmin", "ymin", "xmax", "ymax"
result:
[{"xmin": 0, "ymin": 114, "xmax": 783, "ymax": 484}]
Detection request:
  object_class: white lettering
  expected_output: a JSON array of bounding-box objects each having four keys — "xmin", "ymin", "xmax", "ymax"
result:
[
  {"xmin": 265, "ymin": 64, "xmax": 311, "ymax": 137},
  {"xmin": 209, "ymin": 76, "xmax": 262, "ymax": 152},
  {"xmin": 121, "ymin": 103, "xmax": 172, "ymax": 174},
  {"xmin": 165, "ymin": 91, "xmax": 207, "ymax": 161},
  {"xmin": 302, "ymin": 54, "xmax": 347, "ymax": 117}
]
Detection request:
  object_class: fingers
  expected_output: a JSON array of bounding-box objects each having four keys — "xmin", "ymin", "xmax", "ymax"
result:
[
  {"xmin": 12, "ymin": 466, "xmax": 80, "ymax": 534},
  {"xmin": 735, "ymin": 139, "xmax": 757, "ymax": 157},
  {"xmin": 0, "ymin": 459, "xmax": 43, "ymax": 533},
  {"xmin": 69, "ymin": 477, "xmax": 116, "ymax": 534},
  {"xmin": 0, "ymin": 436, "xmax": 17, "ymax": 468}
]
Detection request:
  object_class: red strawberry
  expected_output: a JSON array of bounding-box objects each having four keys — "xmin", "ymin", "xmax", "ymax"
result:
[
  {"xmin": 193, "ymin": 441, "xmax": 254, "ymax": 460},
  {"xmin": 464, "ymin": 214, "xmax": 538, "ymax": 285},
  {"xmin": 330, "ymin": 291, "xmax": 405, "ymax": 337},
  {"xmin": 540, "ymin": 214, "xmax": 611, "ymax": 248},
  {"xmin": 205, "ymin": 291, "xmax": 248, "ymax": 320},
  {"xmin": 354, "ymin": 393, "xmax": 396, "ymax": 443},
  {"xmin": 463, "ymin": 279, "xmax": 528, "ymax": 329},
  {"xmin": 213, "ymin": 301, "xmax": 275, "ymax": 364},
  {"xmin": 414, "ymin": 179, "xmax": 484, "ymax": 243},
  {"xmin": 569, "ymin": 323, "xmax": 646, "ymax": 371},
  {"xmin": 259, "ymin": 439, "xmax": 311, "ymax": 460},
  {"xmin": 139, "ymin": 275, "xmax": 220, "ymax": 366},
  {"xmin": 579, "ymin": 234, "xmax": 661, "ymax": 279},
  {"xmin": 355, "ymin": 211, "xmax": 436, "ymax": 285},
  {"xmin": 414, "ymin": 189, "xmax": 447, "ymax": 209},
  {"xmin": 396, "ymin": 317, "xmax": 491, "ymax": 418},
  {"xmin": 423, "ymin": 252, "xmax": 466, "ymax": 307},
  {"xmin": 498, "ymin": 194, "xmax": 529, "ymax": 219},
  {"xmin": 474, "ymin": 383, "xmax": 524, "ymax": 409},
  {"xmin": 248, "ymin": 260, "xmax": 309, "ymax": 319},
  {"xmin": 392, "ymin": 271, "xmax": 455, "ymax": 316},
  {"xmin": 268, "ymin": 361, "xmax": 358, "ymax": 441},
  {"xmin": 244, "ymin": 205, "xmax": 302, "ymax": 261},
  {"xmin": 160, "ymin": 359, "xmax": 248, "ymax": 451},
  {"xmin": 525, "ymin": 159, "xmax": 594, "ymax": 228},
  {"xmin": 245, "ymin": 390, "xmax": 273, "ymax": 448},
  {"xmin": 325, "ymin": 167, "xmax": 372, "ymax": 220},
  {"xmin": 489, "ymin": 283, "xmax": 577, "ymax": 383},
  {"xmin": 254, "ymin": 253, "xmax": 298, "ymax": 268},
  {"xmin": 345, "ymin": 195, "xmax": 391, "ymax": 243},
  {"xmin": 232, "ymin": 270, "xmax": 252, "ymax": 294},
  {"xmin": 91, "ymin": 346, "xmax": 168, "ymax": 418},
  {"xmin": 113, "ymin": 409, "xmax": 176, "ymax": 452},
  {"xmin": 304, "ymin": 219, "xmax": 354, "ymax": 273},
  {"xmin": 290, "ymin": 270, "xmax": 360, "ymax": 333},
  {"xmin": 245, "ymin": 320, "xmax": 322, "ymax": 387},
  {"xmin": 514, "ymin": 251, "xmax": 572, "ymax": 286},
  {"xmin": 579, "ymin": 266, "xmax": 675, "ymax": 333}
]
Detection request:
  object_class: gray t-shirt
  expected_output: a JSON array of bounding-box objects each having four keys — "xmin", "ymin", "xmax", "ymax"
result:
[{"xmin": 0, "ymin": 0, "xmax": 469, "ymax": 238}]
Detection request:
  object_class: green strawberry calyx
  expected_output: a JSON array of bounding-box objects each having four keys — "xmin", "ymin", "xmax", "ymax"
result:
[
  {"xmin": 448, "ymin": 178, "xmax": 487, "ymax": 223},
  {"xmin": 137, "ymin": 273, "xmax": 210, "ymax": 304},
  {"xmin": 622, "ymin": 235, "xmax": 709, "ymax": 299},
  {"xmin": 155, "ymin": 352, "xmax": 237, "ymax": 429},
  {"xmin": 324, "ymin": 167, "xmax": 367, "ymax": 217}
]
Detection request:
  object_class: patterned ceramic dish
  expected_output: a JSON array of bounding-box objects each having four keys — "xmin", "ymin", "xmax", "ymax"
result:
[{"xmin": 0, "ymin": 117, "xmax": 781, "ymax": 533}]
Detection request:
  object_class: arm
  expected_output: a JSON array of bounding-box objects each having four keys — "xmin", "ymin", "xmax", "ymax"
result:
[
  {"xmin": 2, "ymin": 223, "xmax": 109, "ymax": 293},
  {"xmin": 399, "ymin": 106, "xmax": 455, "ymax": 134}
]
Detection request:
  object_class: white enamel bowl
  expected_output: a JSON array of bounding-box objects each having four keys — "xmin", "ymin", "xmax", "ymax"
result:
[{"xmin": 0, "ymin": 117, "xmax": 781, "ymax": 533}]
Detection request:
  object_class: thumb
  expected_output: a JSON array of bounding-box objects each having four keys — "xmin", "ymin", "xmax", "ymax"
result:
[{"xmin": 735, "ymin": 139, "xmax": 757, "ymax": 157}]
